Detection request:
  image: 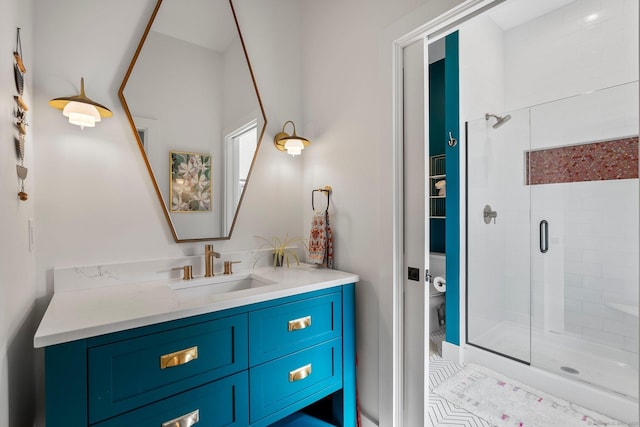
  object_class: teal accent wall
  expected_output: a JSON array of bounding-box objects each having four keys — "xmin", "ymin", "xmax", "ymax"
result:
[
  {"xmin": 429, "ymin": 59, "xmax": 446, "ymax": 254},
  {"xmin": 444, "ymin": 32, "xmax": 460, "ymax": 346}
]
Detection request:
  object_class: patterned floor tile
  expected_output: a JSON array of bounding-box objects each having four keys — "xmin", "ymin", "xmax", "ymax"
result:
[{"xmin": 428, "ymin": 327, "xmax": 490, "ymax": 426}]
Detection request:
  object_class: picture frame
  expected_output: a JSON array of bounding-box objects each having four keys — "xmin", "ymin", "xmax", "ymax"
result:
[{"xmin": 169, "ymin": 151, "xmax": 212, "ymax": 212}]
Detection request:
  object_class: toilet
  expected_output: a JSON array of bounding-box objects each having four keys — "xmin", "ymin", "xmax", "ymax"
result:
[{"xmin": 429, "ymin": 253, "xmax": 446, "ymax": 333}]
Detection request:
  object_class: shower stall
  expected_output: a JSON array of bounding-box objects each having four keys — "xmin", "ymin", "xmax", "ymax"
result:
[{"xmin": 465, "ymin": 81, "xmax": 639, "ymax": 418}]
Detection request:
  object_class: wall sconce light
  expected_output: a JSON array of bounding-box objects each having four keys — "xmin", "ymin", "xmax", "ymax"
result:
[
  {"xmin": 48, "ymin": 78, "xmax": 113, "ymax": 129},
  {"xmin": 274, "ymin": 120, "xmax": 310, "ymax": 156}
]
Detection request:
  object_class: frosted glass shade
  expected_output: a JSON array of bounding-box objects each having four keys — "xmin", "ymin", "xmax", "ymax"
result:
[
  {"xmin": 63, "ymin": 101, "xmax": 101, "ymax": 129},
  {"xmin": 284, "ymin": 139, "xmax": 304, "ymax": 156}
]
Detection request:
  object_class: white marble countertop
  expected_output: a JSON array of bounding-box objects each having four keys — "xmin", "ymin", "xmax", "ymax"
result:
[{"xmin": 34, "ymin": 264, "xmax": 359, "ymax": 348}]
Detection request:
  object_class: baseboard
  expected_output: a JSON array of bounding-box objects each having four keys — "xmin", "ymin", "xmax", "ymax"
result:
[
  {"xmin": 360, "ymin": 412, "xmax": 377, "ymax": 427},
  {"xmin": 441, "ymin": 340, "xmax": 461, "ymax": 363}
]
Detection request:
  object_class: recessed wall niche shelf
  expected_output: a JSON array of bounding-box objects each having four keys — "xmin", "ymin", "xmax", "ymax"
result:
[{"xmin": 429, "ymin": 154, "xmax": 446, "ymax": 218}]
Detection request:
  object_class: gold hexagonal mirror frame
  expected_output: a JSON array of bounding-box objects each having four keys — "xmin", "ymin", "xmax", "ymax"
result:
[{"xmin": 119, "ymin": 0, "xmax": 266, "ymax": 242}]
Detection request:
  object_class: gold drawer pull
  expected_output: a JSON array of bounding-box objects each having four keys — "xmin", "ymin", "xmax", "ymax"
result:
[
  {"xmin": 289, "ymin": 363, "xmax": 312, "ymax": 382},
  {"xmin": 160, "ymin": 346, "xmax": 198, "ymax": 369},
  {"xmin": 288, "ymin": 315, "xmax": 311, "ymax": 331},
  {"xmin": 161, "ymin": 408, "xmax": 199, "ymax": 427}
]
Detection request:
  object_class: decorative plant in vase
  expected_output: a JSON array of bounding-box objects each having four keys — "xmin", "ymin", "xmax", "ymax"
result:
[{"xmin": 255, "ymin": 235, "xmax": 307, "ymax": 268}]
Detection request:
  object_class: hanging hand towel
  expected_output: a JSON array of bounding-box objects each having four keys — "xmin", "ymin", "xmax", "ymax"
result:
[
  {"xmin": 325, "ymin": 211, "xmax": 334, "ymax": 269},
  {"xmin": 308, "ymin": 211, "xmax": 334, "ymax": 268}
]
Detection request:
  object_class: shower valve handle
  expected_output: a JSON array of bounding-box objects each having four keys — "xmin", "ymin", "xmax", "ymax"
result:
[{"xmin": 483, "ymin": 205, "xmax": 497, "ymax": 224}]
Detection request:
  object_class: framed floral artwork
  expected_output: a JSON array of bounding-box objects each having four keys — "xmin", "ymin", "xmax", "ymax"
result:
[{"xmin": 170, "ymin": 151, "xmax": 212, "ymax": 212}]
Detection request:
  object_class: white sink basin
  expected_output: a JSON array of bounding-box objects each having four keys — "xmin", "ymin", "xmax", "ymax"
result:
[{"xmin": 169, "ymin": 273, "xmax": 278, "ymax": 298}]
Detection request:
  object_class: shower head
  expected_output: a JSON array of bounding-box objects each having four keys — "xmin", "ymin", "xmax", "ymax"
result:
[{"xmin": 485, "ymin": 113, "xmax": 511, "ymax": 129}]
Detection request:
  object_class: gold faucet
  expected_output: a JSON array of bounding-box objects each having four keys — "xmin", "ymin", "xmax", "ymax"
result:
[
  {"xmin": 223, "ymin": 260, "xmax": 242, "ymax": 275},
  {"xmin": 204, "ymin": 244, "xmax": 221, "ymax": 277},
  {"xmin": 172, "ymin": 265, "xmax": 193, "ymax": 280}
]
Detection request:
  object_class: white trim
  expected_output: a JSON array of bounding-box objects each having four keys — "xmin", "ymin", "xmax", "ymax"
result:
[
  {"xmin": 392, "ymin": 39, "xmax": 404, "ymax": 427},
  {"xmin": 223, "ymin": 118, "xmax": 258, "ymax": 234},
  {"xmin": 379, "ymin": 1, "xmax": 502, "ymax": 426},
  {"xmin": 442, "ymin": 340, "xmax": 462, "ymax": 364},
  {"xmin": 360, "ymin": 412, "xmax": 378, "ymax": 427}
]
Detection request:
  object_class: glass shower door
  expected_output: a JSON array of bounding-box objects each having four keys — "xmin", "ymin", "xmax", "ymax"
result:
[
  {"xmin": 529, "ymin": 81, "xmax": 639, "ymax": 398},
  {"xmin": 467, "ymin": 82, "xmax": 639, "ymax": 398},
  {"xmin": 466, "ymin": 108, "xmax": 532, "ymax": 363}
]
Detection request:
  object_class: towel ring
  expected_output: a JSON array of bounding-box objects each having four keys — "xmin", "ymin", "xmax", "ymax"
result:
[{"xmin": 312, "ymin": 186, "xmax": 332, "ymax": 212}]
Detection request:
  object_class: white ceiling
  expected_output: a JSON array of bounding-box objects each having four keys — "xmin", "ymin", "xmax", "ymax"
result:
[
  {"xmin": 154, "ymin": 0, "xmax": 578, "ymax": 55},
  {"xmin": 152, "ymin": 0, "xmax": 237, "ymax": 53},
  {"xmin": 487, "ymin": 0, "xmax": 577, "ymax": 31}
]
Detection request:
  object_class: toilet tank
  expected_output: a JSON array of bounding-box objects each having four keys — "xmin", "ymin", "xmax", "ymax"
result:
[{"xmin": 429, "ymin": 253, "xmax": 446, "ymax": 279}]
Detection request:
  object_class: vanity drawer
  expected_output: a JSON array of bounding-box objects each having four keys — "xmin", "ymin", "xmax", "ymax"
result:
[
  {"xmin": 249, "ymin": 292, "xmax": 341, "ymax": 365},
  {"xmin": 249, "ymin": 338, "xmax": 343, "ymax": 423},
  {"xmin": 94, "ymin": 371, "xmax": 248, "ymax": 427},
  {"xmin": 88, "ymin": 314, "xmax": 248, "ymax": 424}
]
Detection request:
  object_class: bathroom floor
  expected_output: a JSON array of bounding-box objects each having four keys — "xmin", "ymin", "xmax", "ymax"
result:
[
  {"xmin": 428, "ymin": 327, "xmax": 492, "ymax": 426},
  {"xmin": 427, "ymin": 327, "xmax": 630, "ymax": 427}
]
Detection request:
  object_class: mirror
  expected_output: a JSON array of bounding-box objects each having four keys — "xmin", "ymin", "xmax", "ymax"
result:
[{"xmin": 119, "ymin": 0, "xmax": 266, "ymax": 242}]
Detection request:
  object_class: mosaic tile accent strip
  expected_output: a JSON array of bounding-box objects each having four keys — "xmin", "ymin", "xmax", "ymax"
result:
[{"xmin": 525, "ymin": 136, "xmax": 638, "ymax": 185}]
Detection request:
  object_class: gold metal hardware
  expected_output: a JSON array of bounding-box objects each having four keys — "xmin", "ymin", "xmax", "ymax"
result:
[
  {"xmin": 274, "ymin": 120, "xmax": 311, "ymax": 153},
  {"xmin": 172, "ymin": 265, "xmax": 193, "ymax": 280},
  {"xmin": 288, "ymin": 315, "xmax": 312, "ymax": 332},
  {"xmin": 204, "ymin": 244, "xmax": 221, "ymax": 277},
  {"xmin": 160, "ymin": 346, "xmax": 198, "ymax": 369},
  {"xmin": 223, "ymin": 260, "xmax": 242, "ymax": 275},
  {"xmin": 289, "ymin": 363, "xmax": 312, "ymax": 382},
  {"xmin": 161, "ymin": 408, "xmax": 200, "ymax": 427},
  {"xmin": 48, "ymin": 78, "xmax": 113, "ymax": 120}
]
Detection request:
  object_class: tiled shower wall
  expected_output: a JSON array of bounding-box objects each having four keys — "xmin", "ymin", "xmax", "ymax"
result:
[
  {"xmin": 504, "ymin": 0, "xmax": 639, "ymax": 112},
  {"xmin": 530, "ymin": 178, "xmax": 639, "ymax": 353},
  {"xmin": 463, "ymin": 0, "xmax": 638, "ymax": 354},
  {"xmin": 528, "ymin": 80, "xmax": 639, "ymax": 353},
  {"xmin": 509, "ymin": 0, "xmax": 639, "ymax": 354}
]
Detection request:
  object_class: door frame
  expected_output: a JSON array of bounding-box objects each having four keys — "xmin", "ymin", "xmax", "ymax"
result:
[{"xmin": 379, "ymin": 1, "xmax": 502, "ymax": 425}]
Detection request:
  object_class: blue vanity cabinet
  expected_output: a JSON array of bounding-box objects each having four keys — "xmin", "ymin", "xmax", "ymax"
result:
[
  {"xmin": 93, "ymin": 372, "xmax": 249, "ymax": 427},
  {"xmin": 249, "ymin": 292, "xmax": 342, "ymax": 365},
  {"xmin": 44, "ymin": 284, "xmax": 356, "ymax": 427}
]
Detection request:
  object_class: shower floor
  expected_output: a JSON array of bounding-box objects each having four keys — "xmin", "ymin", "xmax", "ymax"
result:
[{"xmin": 471, "ymin": 320, "xmax": 639, "ymax": 399}]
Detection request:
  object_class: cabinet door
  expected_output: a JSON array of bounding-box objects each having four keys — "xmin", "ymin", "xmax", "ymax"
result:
[
  {"xmin": 249, "ymin": 292, "xmax": 341, "ymax": 365},
  {"xmin": 88, "ymin": 314, "xmax": 248, "ymax": 423},
  {"xmin": 94, "ymin": 372, "xmax": 248, "ymax": 427}
]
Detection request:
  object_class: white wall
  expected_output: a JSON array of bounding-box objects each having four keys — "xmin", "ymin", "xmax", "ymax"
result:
[
  {"xmin": 31, "ymin": 0, "xmax": 303, "ymax": 424},
  {"xmin": 299, "ymin": 0, "xmax": 464, "ymax": 423},
  {"xmin": 127, "ymin": 31, "xmax": 224, "ymax": 238},
  {"xmin": 6, "ymin": 1, "xmax": 480, "ymax": 425},
  {"xmin": 1, "ymin": 1, "xmax": 35, "ymax": 426},
  {"xmin": 503, "ymin": 0, "xmax": 639, "ymax": 111},
  {"xmin": 460, "ymin": 14, "xmax": 516, "ymax": 351}
]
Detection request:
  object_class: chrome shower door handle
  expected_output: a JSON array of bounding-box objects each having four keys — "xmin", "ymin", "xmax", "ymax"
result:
[{"xmin": 540, "ymin": 220, "xmax": 549, "ymax": 253}]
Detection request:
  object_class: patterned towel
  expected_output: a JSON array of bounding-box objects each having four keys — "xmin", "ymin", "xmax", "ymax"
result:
[{"xmin": 308, "ymin": 211, "xmax": 334, "ymax": 268}]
